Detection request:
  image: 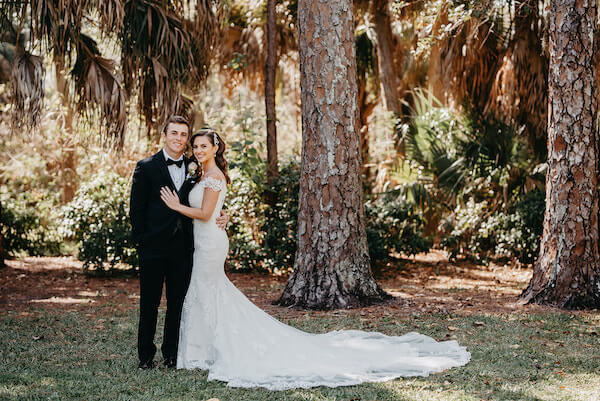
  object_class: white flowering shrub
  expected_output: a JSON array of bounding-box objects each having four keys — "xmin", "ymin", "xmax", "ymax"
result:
[{"xmin": 61, "ymin": 171, "xmax": 137, "ymax": 274}]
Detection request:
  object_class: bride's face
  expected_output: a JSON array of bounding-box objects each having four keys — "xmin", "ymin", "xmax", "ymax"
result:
[{"xmin": 193, "ymin": 135, "xmax": 217, "ymax": 163}]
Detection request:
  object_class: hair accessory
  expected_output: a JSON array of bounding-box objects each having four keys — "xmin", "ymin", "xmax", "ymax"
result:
[{"xmin": 214, "ymin": 135, "xmax": 220, "ymax": 146}]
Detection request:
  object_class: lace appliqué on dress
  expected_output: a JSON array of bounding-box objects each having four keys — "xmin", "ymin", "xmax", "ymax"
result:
[
  {"xmin": 200, "ymin": 176, "xmax": 225, "ymax": 192},
  {"xmin": 177, "ymin": 175, "xmax": 470, "ymax": 390}
]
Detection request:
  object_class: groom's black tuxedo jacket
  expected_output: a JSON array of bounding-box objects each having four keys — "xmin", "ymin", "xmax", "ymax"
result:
[{"xmin": 130, "ymin": 151, "xmax": 195, "ymax": 259}]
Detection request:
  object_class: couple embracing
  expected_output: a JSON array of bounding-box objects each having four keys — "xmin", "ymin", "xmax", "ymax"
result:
[{"xmin": 129, "ymin": 115, "xmax": 471, "ymax": 390}]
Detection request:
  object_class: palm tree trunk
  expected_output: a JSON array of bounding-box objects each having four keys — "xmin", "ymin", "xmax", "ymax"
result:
[
  {"xmin": 265, "ymin": 0, "xmax": 278, "ymax": 192},
  {"xmin": 277, "ymin": 0, "xmax": 388, "ymax": 309},
  {"xmin": 520, "ymin": 0, "xmax": 600, "ymax": 308},
  {"xmin": 55, "ymin": 61, "xmax": 77, "ymax": 203},
  {"xmin": 371, "ymin": 0, "xmax": 401, "ymax": 116}
]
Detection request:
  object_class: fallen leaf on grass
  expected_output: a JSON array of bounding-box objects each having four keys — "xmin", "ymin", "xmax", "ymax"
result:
[
  {"xmin": 474, "ymin": 321, "xmax": 485, "ymax": 326},
  {"xmin": 448, "ymin": 326, "xmax": 457, "ymax": 331}
]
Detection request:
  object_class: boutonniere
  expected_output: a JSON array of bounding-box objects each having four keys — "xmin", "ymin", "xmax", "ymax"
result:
[{"xmin": 186, "ymin": 161, "xmax": 199, "ymax": 182}]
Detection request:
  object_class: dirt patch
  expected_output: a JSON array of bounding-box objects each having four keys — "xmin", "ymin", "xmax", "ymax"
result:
[
  {"xmin": 0, "ymin": 251, "xmax": 580, "ymax": 320},
  {"xmin": 0, "ymin": 257, "xmax": 138, "ymax": 317}
]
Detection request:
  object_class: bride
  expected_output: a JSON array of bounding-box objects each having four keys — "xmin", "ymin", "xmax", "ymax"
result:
[{"xmin": 159, "ymin": 129, "xmax": 470, "ymax": 390}]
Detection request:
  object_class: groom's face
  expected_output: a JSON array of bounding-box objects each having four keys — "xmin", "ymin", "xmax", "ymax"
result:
[{"xmin": 163, "ymin": 123, "xmax": 189, "ymax": 158}]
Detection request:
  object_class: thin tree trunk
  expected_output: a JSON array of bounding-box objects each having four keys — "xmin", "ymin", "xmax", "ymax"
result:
[
  {"xmin": 371, "ymin": 0, "xmax": 401, "ymax": 116},
  {"xmin": 55, "ymin": 61, "xmax": 77, "ymax": 203},
  {"xmin": 358, "ymin": 65, "xmax": 376, "ymax": 184},
  {"xmin": 520, "ymin": 0, "xmax": 600, "ymax": 308},
  {"xmin": 265, "ymin": 0, "xmax": 278, "ymax": 188},
  {"xmin": 277, "ymin": 0, "xmax": 388, "ymax": 309}
]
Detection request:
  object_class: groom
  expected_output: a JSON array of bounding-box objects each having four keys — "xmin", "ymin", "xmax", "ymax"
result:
[{"xmin": 129, "ymin": 115, "xmax": 227, "ymax": 369}]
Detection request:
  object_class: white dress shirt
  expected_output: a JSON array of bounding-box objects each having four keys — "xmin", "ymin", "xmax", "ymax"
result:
[{"xmin": 162, "ymin": 148, "xmax": 185, "ymax": 190}]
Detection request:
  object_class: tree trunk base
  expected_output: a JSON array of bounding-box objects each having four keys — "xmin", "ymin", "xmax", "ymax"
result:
[
  {"xmin": 519, "ymin": 283, "xmax": 600, "ymax": 309},
  {"xmin": 275, "ymin": 280, "xmax": 391, "ymax": 310}
]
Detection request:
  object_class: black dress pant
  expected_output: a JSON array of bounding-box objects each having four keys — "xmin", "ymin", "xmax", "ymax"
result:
[{"xmin": 137, "ymin": 231, "xmax": 192, "ymax": 363}]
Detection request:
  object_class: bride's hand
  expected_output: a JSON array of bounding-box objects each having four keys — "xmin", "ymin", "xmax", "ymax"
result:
[
  {"xmin": 160, "ymin": 187, "xmax": 181, "ymax": 211},
  {"xmin": 216, "ymin": 210, "xmax": 229, "ymax": 230}
]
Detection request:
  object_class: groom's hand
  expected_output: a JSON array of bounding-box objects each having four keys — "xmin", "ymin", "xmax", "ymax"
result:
[{"xmin": 216, "ymin": 211, "xmax": 229, "ymax": 230}]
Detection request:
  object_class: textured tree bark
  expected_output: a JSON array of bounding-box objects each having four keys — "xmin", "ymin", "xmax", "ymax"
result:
[
  {"xmin": 520, "ymin": 0, "xmax": 600, "ymax": 308},
  {"xmin": 277, "ymin": 0, "xmax": 388, "ymax": 309},
  {"xmin": 265, "ymin": 0, "xmax": 278, "ymax": 188},
  {"xmin": 371, "ymin": 0, "xmax": 401, "ymax": 116},
  {"xmin": 55, "ymin": 61, "xmax": 77, "ymax": 203}
]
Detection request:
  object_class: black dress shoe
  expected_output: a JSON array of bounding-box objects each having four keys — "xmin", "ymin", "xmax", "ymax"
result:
[
  {"xmin": 163, "ymin": 357, "xmax": 177, "ymax": 368},
  {"xmin": 138, "ymin": 360, "xmax": 155, "ymax": 370}
]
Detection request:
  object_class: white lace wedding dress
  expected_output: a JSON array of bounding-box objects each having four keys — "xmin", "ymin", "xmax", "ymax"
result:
[{"xmin": 177, "ymin": 176, "xmax": 471, "ymax": 390}]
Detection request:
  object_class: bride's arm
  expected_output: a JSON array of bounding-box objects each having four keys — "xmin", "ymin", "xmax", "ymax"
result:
[{"xmin": 160, "ymin": 186, "xmax": 220, "ymax": 221}]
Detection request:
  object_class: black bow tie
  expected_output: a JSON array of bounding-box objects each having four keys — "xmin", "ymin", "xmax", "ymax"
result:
[{"xmin": 166, "ymin": 158, "xmax": 183, "ymax": 168}]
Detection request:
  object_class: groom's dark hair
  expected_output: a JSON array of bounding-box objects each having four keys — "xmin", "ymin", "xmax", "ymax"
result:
[{"xmin": 162, "ymin": 115, "xmax": 191, "ymax": 135}]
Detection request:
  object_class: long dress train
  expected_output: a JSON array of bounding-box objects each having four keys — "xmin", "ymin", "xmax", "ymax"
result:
[{"xmin": 177, "ymin": 176, "xmax": 470, "ymax": 390}]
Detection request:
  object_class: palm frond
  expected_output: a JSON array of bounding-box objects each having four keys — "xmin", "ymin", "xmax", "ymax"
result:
[
  {"xmin": 87, "ymin": 0, "xmax": 125, "ymax": 35},
  {"xmin": 173, "ymin": 93, "xmax": 196, "ymax": 129},
  {"xmin": 121, "ymin": 0, "xmax": 216, "ymax": 129},
  {"xmin": 30, "ymin": 0, "xmax": 84, "ymax": 60},
  {"xmin": 217, "ymin": 0, "xmax": 297, "ymax": 93},
  {"xmin": 192, "ymin": 0, "xmax": 219, "ymax": 57},
  {"xmin": 484, "ymin": 0, "xmax": 547, "ymax": 158},
  {"xmin": 10, "ymin": 51, "xmax": 45, "ymax": 129},
  {"xmin": 72, "ymin": 34, "xmax": 127, "ymax": 146},
  {"xmin": 437, "ymin": 4, "xmax": 502, "ymax": 110}
]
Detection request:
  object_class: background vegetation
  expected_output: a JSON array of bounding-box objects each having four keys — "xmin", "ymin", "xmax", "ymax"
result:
[{"xmin": 0, "ymin": 0, "xmax": 553, "ymax": 274}]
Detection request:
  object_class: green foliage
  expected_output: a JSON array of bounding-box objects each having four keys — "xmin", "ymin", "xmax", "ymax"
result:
[
  {"xmin": 261, "ymin": 161, "xmax": 300, "ymax": 271},
  {"xmin": 227, "ymin": 134, "xmax": 428, "ymax": 271},
  {"xmin": 402, "ymin": 91, "xmax": 530, "ymax": 201},
  {"xmin": 226, "ymin": 136, "xmax": 299, "ymax": 274},
  {"xmin": 365, "ymin": 194, "xmax": 432, "ymax": 264},
  {"xmin": 486, "ymin": 188, "xmax": 545, "ymax": 263},
  {"xmin": 441, "ymin": 189, "xmax": 545, "ymax": 263},
  {"xmin": 399, "ymin": 90, "xmax": 545, "ymax": 263},
  {"xmin": 0, "ymin": 189, "xmax": 62, "ymax": 257},
  {"xmin": 61, "ymin": 172, "xmax": 137, "ymax": 274}
]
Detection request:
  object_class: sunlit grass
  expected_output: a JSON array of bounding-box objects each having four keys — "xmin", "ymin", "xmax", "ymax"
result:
[{"xmin": 0, "ymin": 307, "xmax": 598, "ymax": 400}]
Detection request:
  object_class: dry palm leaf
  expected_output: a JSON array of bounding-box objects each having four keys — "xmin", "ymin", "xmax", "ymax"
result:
[
  {"xmin": 438, "ymin": 16, "xmax": 500, "ymax": 111},
  {"xmin": 121, "ymin": 0, "xmax": 216, "ymax": 129},
  {"xmin": 72, "ymin": 34, "xmax": 127, "ymax": 146},
  {"xmin": 30, "ymin": 0, "xmax": 84, "ymax": 59},
  {"xmin": 88, "ymin": 0, "xmax": 125, "ymax": 35},
  {"xmin": 485, "ymin": 0, "xmax": 547, "ymax": 157},
  {"xmin": 485, "ymin": 28, "xmax": 547, "ymax": 155},
  {"xmin": 217, "ymin": 0, "xmax": 297, "ymax": 94},
  {"xmin": 10, "ymin": 51, "xmax": 45, "ymax": 129}
]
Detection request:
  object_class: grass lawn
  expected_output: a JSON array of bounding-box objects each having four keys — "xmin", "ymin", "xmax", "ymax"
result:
[{"xmin": 1, "ymin": 256, "xmax": 599, "ymax": 400}]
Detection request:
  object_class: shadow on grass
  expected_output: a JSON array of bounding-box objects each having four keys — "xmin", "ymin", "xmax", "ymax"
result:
[{"xmin": 1, "ymin": 308, "xmax": 598, "ymax": 401}]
